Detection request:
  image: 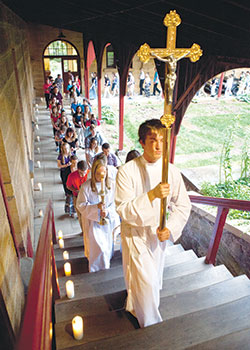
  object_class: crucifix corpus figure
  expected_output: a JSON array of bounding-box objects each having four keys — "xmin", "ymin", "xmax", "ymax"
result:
[
  {"xmin": 151, "ymin": 51, "xmax": 190, "ymax": 104},
  {"xmin": 115, "ymin": 10, "xmax": 202, "ymax": 329}
]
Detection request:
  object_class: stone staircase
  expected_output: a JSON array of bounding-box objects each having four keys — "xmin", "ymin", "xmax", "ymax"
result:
[{"xmin": 54, "ymin": 235, "xmax": 250, "ymax": 349}]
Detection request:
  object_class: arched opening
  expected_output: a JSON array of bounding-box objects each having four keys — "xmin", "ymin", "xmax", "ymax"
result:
[{"xmin": 43, "ymin": 40, "xmax": 81, "ymax": 93}]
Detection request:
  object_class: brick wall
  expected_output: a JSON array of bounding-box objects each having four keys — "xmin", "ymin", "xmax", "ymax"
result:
[{"xmin": 0, "ymin": 2, "xmax": 34, "ymax": 337}]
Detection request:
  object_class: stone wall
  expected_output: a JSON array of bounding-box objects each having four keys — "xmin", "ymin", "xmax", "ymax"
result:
[
  {"xmin": 0, "ymin": 1, "xmax": 34, "ymax": 338},
  {"xmin": 181, "ymin": 204, "xmax": 250, "ymax": 277},
  {"xmin": 27, "ymin": 24, "xmax": 84, "ymax": 97}
]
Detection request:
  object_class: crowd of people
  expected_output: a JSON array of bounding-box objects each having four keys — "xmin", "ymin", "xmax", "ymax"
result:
[
  {"xmin": 103, "ymin": 69, "xmax": 162, "ymax": 99},
  {"xmin": 198, "ymin": 70, "xmax": 250, "ymax": 98},
  {"xmin": 42, "ymin": 74, "xmax": 191, "ymax": 330}
]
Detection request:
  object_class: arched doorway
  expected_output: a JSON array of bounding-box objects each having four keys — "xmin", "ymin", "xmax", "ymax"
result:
[{"xmin": 43, "ymin": 40, "xmax": 81, "ymax": 93}]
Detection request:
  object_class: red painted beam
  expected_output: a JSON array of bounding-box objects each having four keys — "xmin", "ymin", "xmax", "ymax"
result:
[{"xmin": 205, "ymin": 207, "xmax": 229, "ymax": 264}]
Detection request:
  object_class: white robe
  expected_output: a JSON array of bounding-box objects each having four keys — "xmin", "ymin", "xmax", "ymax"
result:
[
  {"xmin": 115, "ymin": 156, "xmax": 191, "ymax": 327},
  {"xmin": 76, "ymin": 178, "xmax": 120, "ymax": 272}
]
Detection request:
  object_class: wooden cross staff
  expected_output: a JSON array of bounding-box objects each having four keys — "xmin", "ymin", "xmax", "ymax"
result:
[{"xmin": 137, "ymin": 10, "xmax": 202, "ymax": 230}]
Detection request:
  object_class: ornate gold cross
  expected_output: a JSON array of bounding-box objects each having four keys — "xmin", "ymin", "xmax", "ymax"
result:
[{"xmin": 137, "ymin": 10, "xmax": 202, "ymax": 230}]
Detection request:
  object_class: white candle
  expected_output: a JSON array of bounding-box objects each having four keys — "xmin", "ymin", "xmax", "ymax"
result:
[
  {"xmin": 58, "ymin": 238, "xmax": 64, "ymax": 249},
  {"xmin": 58, "ymin": 230, "xmax": 63, "ymax": 240},
  {"xmin": 36, "ymin": 103, "xmax": 39, "ymax": 107},
  {"xmin": 36, "ymin": 124, "xmax": 39, "ymax": 130},
  {"xmin": 72, "ymin": 316, "xmax": 83, "ymax": 340},
  {"xmin": 39, "ymin": 209, "xmax": 43, "ymax": 217},
  {"xmin": 36, "ymin": 135, "xmax": 40, "ymax": 142},
  {"xmin": 64, "ymin": 262, "xmax": 71, "ymax": 276},
  {"xmin": 37, "ymin": 161, "xmax": 41, "ymax": 168},
  {"xmin": 37, "ymin": 147, "xmax": 40, "ymax": 153},
  {"xmin": 38, "ymin": 183, "xmax": 42, "ymax": 191},
  {"xmin": 63, "ymin": 251, "xmax": 69, "ymax": 260},
  {"xmin": 66, "ymin": 280, "xmax": 74, "ymax": 299}
]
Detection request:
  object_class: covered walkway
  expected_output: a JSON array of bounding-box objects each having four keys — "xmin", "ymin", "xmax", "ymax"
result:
[{"xmin": 33, "ymin": 101, "xmax": 85, "ymax": 249}]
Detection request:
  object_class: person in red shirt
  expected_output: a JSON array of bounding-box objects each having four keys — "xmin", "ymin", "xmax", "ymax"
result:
[
  {"xmin": 43, "ymin": 78, "xmax": 52, "ymax": 109},
  {"xmin": 66, "ymin": 160, "xmax": 89, "ymax": 232}
]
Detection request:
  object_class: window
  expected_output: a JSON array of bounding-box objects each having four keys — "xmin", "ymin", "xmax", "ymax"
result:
[
  {"xmin": 44, "ymin": 40, "xmax": 77, "ymax": 56},
  {"xmin": 106, "ymin": 45, "xmax": 116, "ymax": 68}
]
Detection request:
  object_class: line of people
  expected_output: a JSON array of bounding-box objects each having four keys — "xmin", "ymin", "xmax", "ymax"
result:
[{"xmin": 45, "ymin": 86, "xmax": 191, "ymax": 330}]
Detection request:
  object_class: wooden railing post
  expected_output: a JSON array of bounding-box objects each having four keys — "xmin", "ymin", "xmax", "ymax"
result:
[
  {"xmin": 205, "ymin": 206, "xmax": 229, "ymax": 265},
  {"xmin": 51, "ymin": 243, "xmax": 60, "ymax": 300},
  {"xmin": 51, "ymin": 208, "xmax": 57, "ymax": 244}
]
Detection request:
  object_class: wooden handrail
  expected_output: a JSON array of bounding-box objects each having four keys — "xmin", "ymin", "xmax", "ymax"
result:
[
  {"xmin": 189, "ymin": 194, "xmax": 250, "ymax": 211},
  {"xmin": 189, "ymin": 194, "xmax": 250, "ymax": 264},
  {"xmin": 16, "ymin": 200, "xmax": 60, "ymax": 350}
]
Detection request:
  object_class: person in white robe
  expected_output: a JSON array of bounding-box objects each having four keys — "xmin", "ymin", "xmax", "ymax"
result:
[
  {"xmin": 77, "ymin": 155, "xmax": 120, "ymax": 272},
  {"xmin": 115, "ymin": 119, "xmax": 191, "ymax": 328}
]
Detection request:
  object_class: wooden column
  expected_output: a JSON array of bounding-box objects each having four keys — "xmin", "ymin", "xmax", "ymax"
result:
[
  {"xmin": 84, "ymin": 66, "xmax": 89, "ymax": 99},
  {"xmin": 217, "ymin": 72, "xmax": 224, "ymax": 98},
  {"xmin": 119, "ymin": 92, "xmax": 125, "ymax": 150}
]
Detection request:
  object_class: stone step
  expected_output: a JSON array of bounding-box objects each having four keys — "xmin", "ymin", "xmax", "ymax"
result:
[
  {"xmin": 164, "ymin": 249, "xmax": 197, "ymax": 267},
  {"xmin": 54, "ymin": 245, "xmax": 85, "ymax": 262},
  {"xmin": 165, "ymin": 243, "xmax": 184, "ymax": 256},
  {"xmin": 55, "ymin": 290, "xmax": 127, "ymax": 323},
  {"xmin": 185, "ymin": 328, "xmax": 250, "ymax": 350},
  {"xmin": 70, "ymin": 294, "xmax": 250, "ymax": 350},
  {"xmin": 54, "ymin": 234, "xmax": 84, "ymax": 250},
  {"xmin": 56, "ymin": 257, "xmax": 89, "ymax": 277},
  {"xmin": 55, "ymin": 309, "xmax": 138, "ymax": 350},
  {"xmin": 161, "ymin": 264, "xmax": 232, "ymax": 298},
  {"xmin": 163, "ymin": 257, "xmax": 210, "ymax": 280},
  {"xmin": 57, "ymin": 265, "xmax": 124, "ymax": 297},
  {"xmin": 56, "ymin": 250, "xmax": 122, "ymax": 278},
  {"xmin": 160, "ymin": 274, "xmax": 250, "ymax": 320}
]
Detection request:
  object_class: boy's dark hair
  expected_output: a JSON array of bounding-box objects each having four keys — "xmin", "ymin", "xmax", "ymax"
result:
[
  {"xmin": 138, "ymin": 119, "xmax": 165, "ymax": 144},
  {"xmin": 77, "ymin": 160, "xmax": 87, "ymax": 171},
  {"xmin": 70, "ymin": 155, "xmax": 78, "ymax": 161},
  {"xmin": 102, "ymin": 143, "xmax": 110, "ymax": 150}
]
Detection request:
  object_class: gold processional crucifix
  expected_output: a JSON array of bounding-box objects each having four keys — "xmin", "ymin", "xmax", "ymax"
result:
[{"xmin": 137, "ymin": 10, "xmax": 203, "ymax": 230}]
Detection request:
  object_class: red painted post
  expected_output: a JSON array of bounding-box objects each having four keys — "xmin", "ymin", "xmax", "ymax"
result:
[
  {"xmin": 97, "ymin": 75, "xmax": 102, "ymax": 120},
  {"xmin": 205, "ymin": 206, "xmax": 229, "ymax": 264},
  {"xmin": 170, "ymin": 127, "xmax": 177, "ymax": 164},
  {"xmin": 119, "ymin": 93, "xmax": 124, "ymax": 150},
  {"xmin": 217, "ymin": 72, "xmax": 224, "ymax": 98},
  {"xmin": 84, "ymin": 66, "xmax": 89, "ymax": 99}
]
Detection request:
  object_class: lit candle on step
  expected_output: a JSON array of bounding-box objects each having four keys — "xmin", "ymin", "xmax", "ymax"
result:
[
  {"xmin": 72, "ymin": 316, "xmax": 83, "ymax": 340},
  {"xmin": 58, "ymin": 238, "xmax": 64, "ymax": 249},
  {"xmin": 39, "ymin": 209, "xmax": 43, "ymax": 217},
  {"xmin": 37, "ymin": 147, "xmax": 40, "ymax": 153},
  {"xmin": 58, "ymin": 230, "xmax": 63, "ymax": 240},
  {"xmin": 36, "ymin": 135, "xmax": 40, "ymax": 142},
  {"xmin": 63, "ymin": 251, "xmax": 69, "ymax": 260},
  {"xmin": 36, "ymin": 124, "xmax": 39, "ymax": 130},
  {"xmin": 66, "ymin": 280, "xmax": 74, "ymax": 299},
  {"xmin": 37, "ymin": 160, "xmax": 41, "ymax": 168},
  {"xmin": 38, "ymin": 183, "xmax": 42, "ymax": 191},
  {"xmin": 64, "ymin": 262, "xmax": 71, "ymax": 276}
]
